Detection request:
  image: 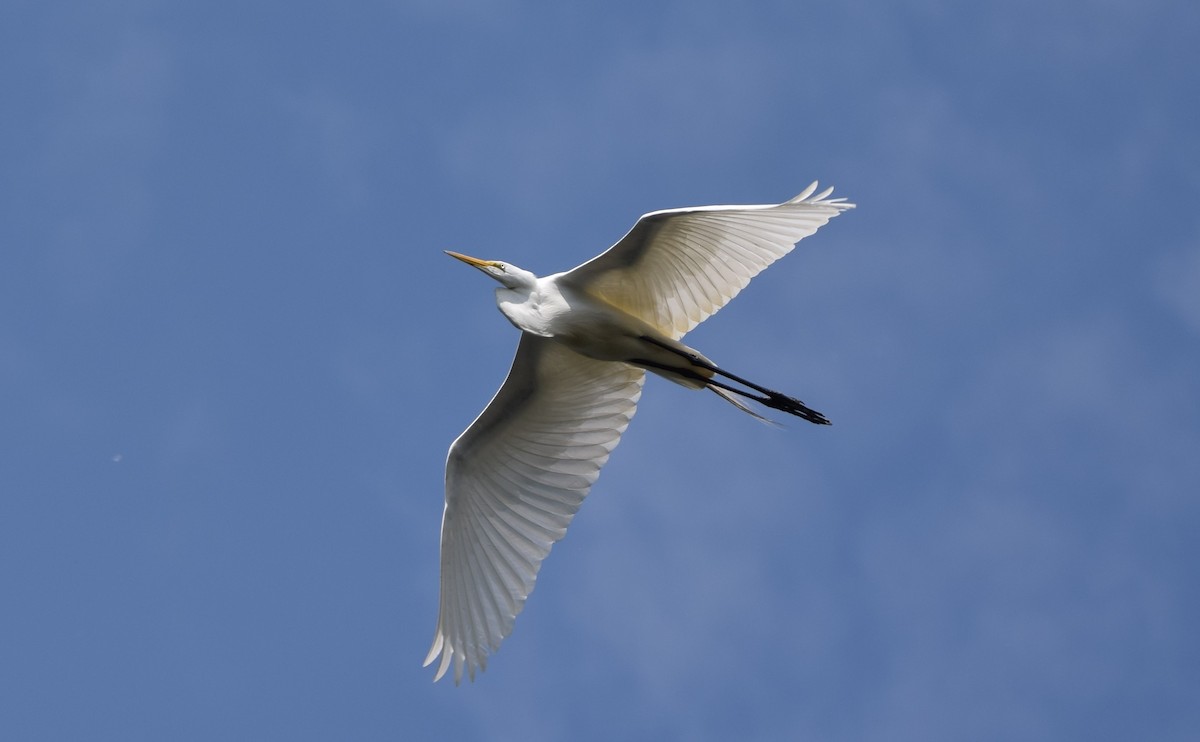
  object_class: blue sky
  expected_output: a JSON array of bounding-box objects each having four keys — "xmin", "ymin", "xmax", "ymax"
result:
[{"xmin": 3, "ymin": 1, "xmax": 1198, "ymax": 739}]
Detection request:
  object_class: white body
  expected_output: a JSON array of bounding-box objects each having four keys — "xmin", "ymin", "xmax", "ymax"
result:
[
  {"xmin": 426, "ymin": 183, "xmax": 854, "ymax": 683},
  {"xmin": 497, "ymin": 277, "xmax": 710, "ymax": 387}
]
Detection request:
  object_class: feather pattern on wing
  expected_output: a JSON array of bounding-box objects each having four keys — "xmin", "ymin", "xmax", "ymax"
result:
[
  {"xmin": 425, "ymin": 334, "xmax": 644, "ymax": 683},
  {"xmin": 562, "ymin": 183, "xmax": 854, "ymax": 339}
]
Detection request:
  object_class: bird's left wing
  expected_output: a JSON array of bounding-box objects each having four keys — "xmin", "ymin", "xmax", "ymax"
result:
[
  {"xmin": 561, "ymin": 182, "xmax": 853, "ymax": 339},
  {"xmin": 425, "ymin": 333, "xmax": 644, "ymax": 683}
]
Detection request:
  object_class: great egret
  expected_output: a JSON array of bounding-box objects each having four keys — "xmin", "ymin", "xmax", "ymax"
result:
[{"xmin": 425, "ymin": 182, "xmax": 854, "ymax": 683}]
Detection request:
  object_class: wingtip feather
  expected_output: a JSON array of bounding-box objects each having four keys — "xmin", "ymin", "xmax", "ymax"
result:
[
  {"xmin": 786, "ymin": 181, "xmax": 855, "ymax": 210},
  {"xmin": 790, "ymin": 181, "xmax": 819, "ymax": 202},
  {"xmin": 423, "ymin": 634, "xmax": 442, "ymax": 668}
]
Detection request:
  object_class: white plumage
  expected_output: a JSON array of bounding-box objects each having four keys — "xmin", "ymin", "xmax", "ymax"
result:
[{"xmin": 426, "ymin": 183, "xmax": 853, "ymax": 683}]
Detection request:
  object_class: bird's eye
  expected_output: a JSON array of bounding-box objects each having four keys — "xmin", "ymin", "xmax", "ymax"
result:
[{"xmin": 495, "ymin": 263, "xmax": 507, "ymax": 273}]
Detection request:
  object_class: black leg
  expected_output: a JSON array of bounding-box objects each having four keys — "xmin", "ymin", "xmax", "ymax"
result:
[{"xmin": 630, "ymin": 352, "xmax": 830, "ymax": 426}]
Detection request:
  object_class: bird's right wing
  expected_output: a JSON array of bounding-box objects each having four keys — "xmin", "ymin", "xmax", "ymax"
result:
[
  {"xmin": 425, "ymin": 333, "xmax": 644, "ymax": 684},
  {"xmin": 561, "ymin": 183, "xmax": 853, "ymax": 339}
]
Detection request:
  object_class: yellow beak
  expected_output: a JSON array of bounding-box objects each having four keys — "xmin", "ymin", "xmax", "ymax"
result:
[{"xmin": 445, "ymin": 250, "xmax": 496, "ymax": 269}]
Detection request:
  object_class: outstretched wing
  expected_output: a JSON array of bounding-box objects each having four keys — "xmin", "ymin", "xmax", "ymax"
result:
[
  {"xmin": 561, "ymin": 183, "xmax": 854, "ymax": 339},
  {"xmin": 425, "ymin": 333, "xmax": 644, "ymax": 683}
]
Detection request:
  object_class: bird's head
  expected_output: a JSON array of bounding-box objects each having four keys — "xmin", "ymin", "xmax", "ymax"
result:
[{"xmin": 445, "ymin": 250, "xmax": 536, "ymax": 290}]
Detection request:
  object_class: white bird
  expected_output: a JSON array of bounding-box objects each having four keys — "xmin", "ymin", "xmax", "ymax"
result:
[{"xmin": 425, "ymin": 182, "xmax": 854, "ymax": 683}]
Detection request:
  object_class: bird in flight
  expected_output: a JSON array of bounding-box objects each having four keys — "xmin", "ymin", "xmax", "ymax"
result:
[{"xmin": 425, "ymin": 182, "xmax": 854, "ymax": 683}]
